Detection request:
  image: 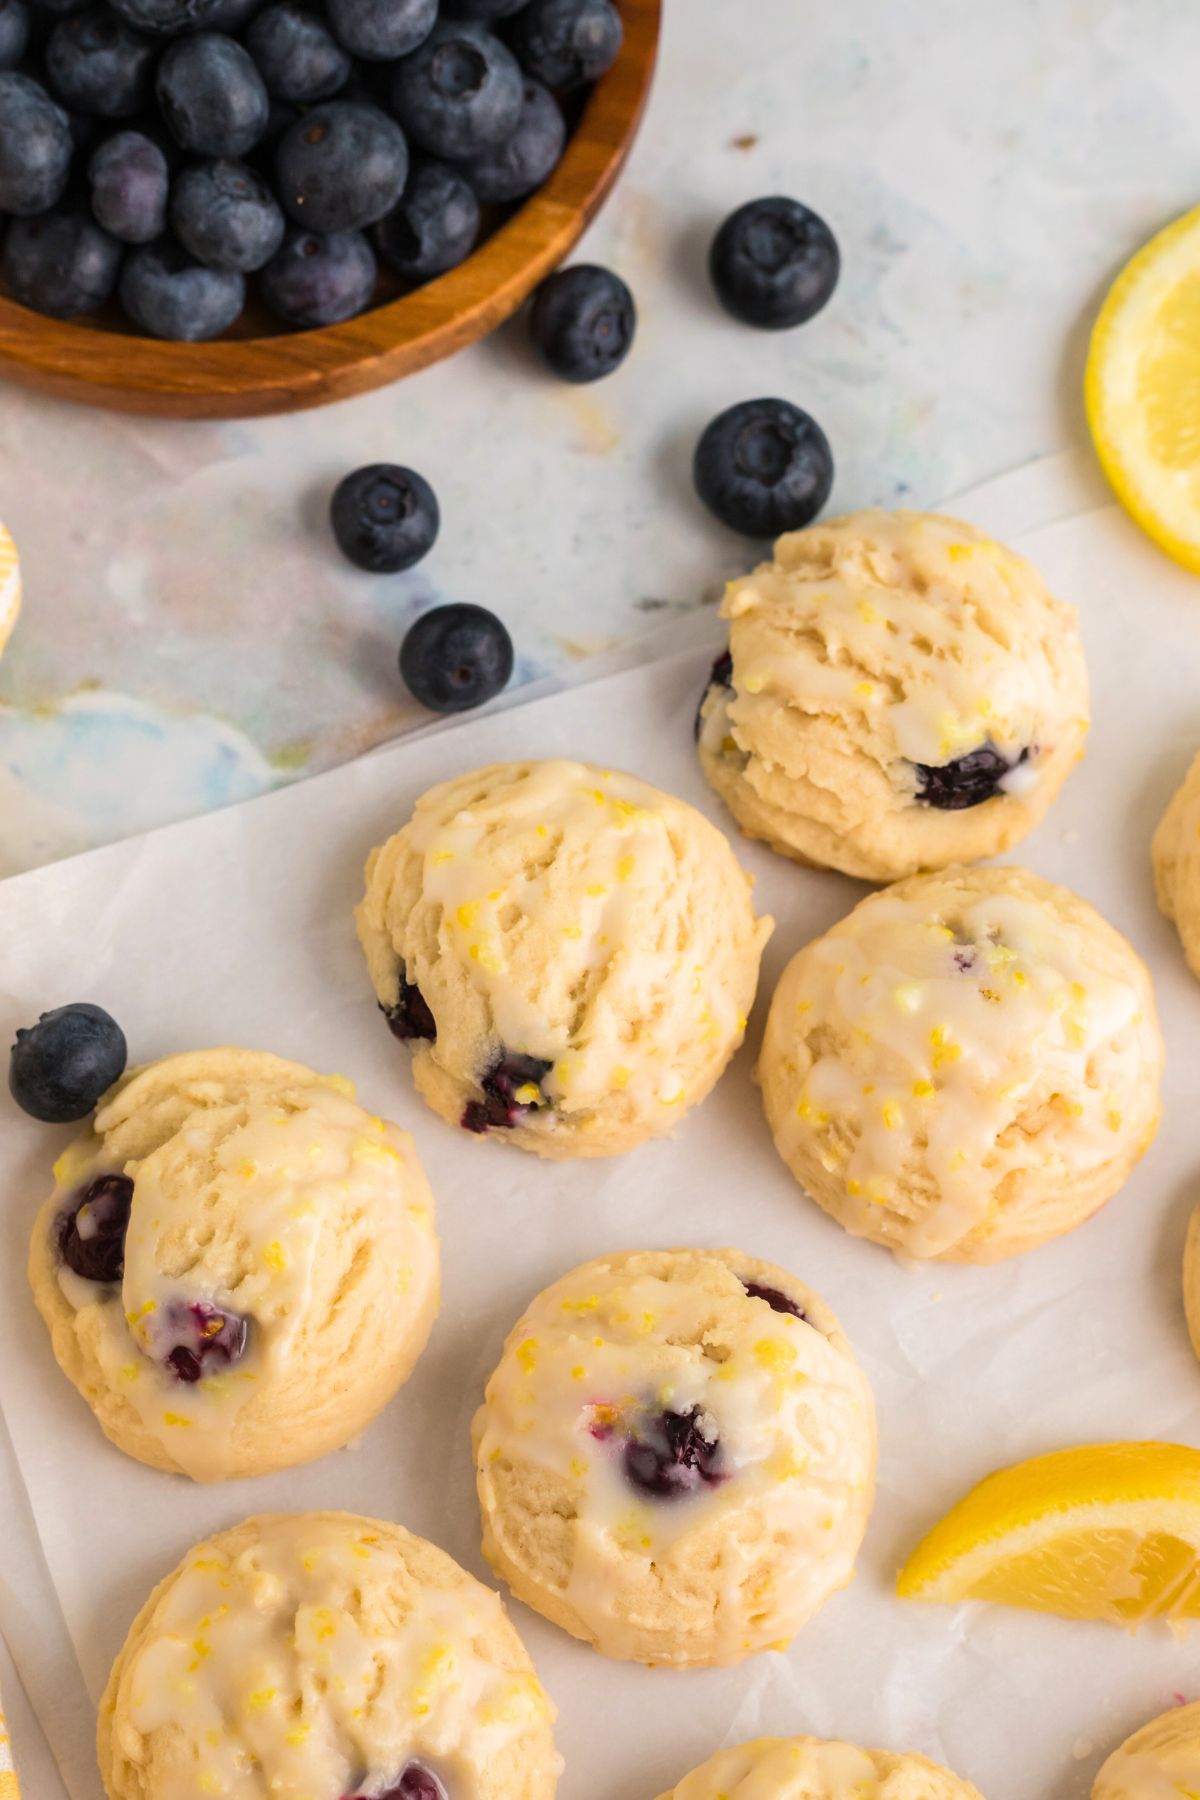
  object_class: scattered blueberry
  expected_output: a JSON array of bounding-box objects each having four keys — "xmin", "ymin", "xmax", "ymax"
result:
[
  {"xmin": 0, "ymin": 0, "xmax": 31, "ymax": 70},
  {"xmin": 381, "ymin": 970, "xmax": 436, "ymax": 1041},
  {"xmin": 171, "ymin": 158, "xmax": 284, "ymax": 271},
  {"xmin": 710, "ymin": 196, "xmax": 839, "ymax": 330},
  {"xmin": 693, "ymin": 645, "xmax": 733, "ymax": 742},
  {"xmin": 461, "ymin": 1049, "xmax": 551, "ymax": 1132},
  {"xmin": 345, "ymin": 1767, "xmax": 448, "ymax": 1800},
  {"xmin": 57, "ymin": 1175, "xmax": 133, "ymax": 1282},
  {"xmin": 401, "ymin": 603, "xmax": 513, "ymax": 715},
  {"xmin": 258, "ymin": 224, "xmax": 376, "ymax": 324},
  {"xmin": 529, "ymin": 262, "xmax": 635, "ymax": 382},
  {"xmin": 45, "ymin": 7, "xmax": 155, "ymax": 118},
  {"xmin": 0, "ymin": 72, "xmax": 72, "ymax": 214},
  {"xmin": 331, "ymin": 462, "xmax": 439, "ymax": 572},
  {"xmin": 457, "ymin": 75, "xmax": 563, "ymax": 203},
  {"xmin": 2, "ymin": 205, "xmax": 122, "ymax": 316},
  {"xmin": 244, "ymin": 2, "xmax": 350, "ymax": 102},
  {"xmin": 373, "ymin": 157, "xmax": 479, "ymax": 281},
  {"xmin": 326, "ymin": 0, "xmax": 434, "ymax": 62},
  {"xmin": 693, "ymin": 398, "xmax": 833, "ymax": 537},
  {"xmin": 156, "ymin": 33, "xmax": 269, "ymax": 156},
  {"xmin": 275, "ymin": 99, "xmax": 407, "ymax": 232},
  {"xmin": 913, "ymin": 743, "xmax": 1028, "ymax": 811},
  {"xmin": 162, "ymin": 1299, "xmax": 249, "ymax": 1382},
  {"xmin": 507, "ymin": 0, "xmax": 623, "ymax": 89},
  {"xmin": 120, "ymin": 239, "xmax": 245, "ymax": 338},
  {"xmin": 389, "ymin": 19, "xmax": 522, "ymax": 159},
  {"xmin": 742, "ymin": 1280, "xmax": 805, "ymax": 1321},
  {"xmin": 623, "ymin": 1406, "xmax": 723, "ymax": 1500},
  {"xmin": 9, "ymin": 1003, "xmax": 127, "ymax": 1123},
  {"xmin": 106, "ymin": 0, "xmax": 228, "ymax": 33},
  {"xmin": 88, "ymin": 130, "xmax": 169, "ymax": 242}
]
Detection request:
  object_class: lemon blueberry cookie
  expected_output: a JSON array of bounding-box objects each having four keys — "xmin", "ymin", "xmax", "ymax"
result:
[
  {"xmin": 759, "ymin": 866, "xmax": 1163, "ymax": 1262},
  {"xmin": 356, "ymin": 760, "xmax": 772, "ymax": 1159},
  {"xmin": 696, "ymin": 509, "xmax": 1089, "ymax": 881},
  {"xmin": 1152, "ymin": 749, "xmax": 1200, "ymax": 980},
  {"xmin": 472, "ymin": 1247, "xmax": 875, "ymax": 1667},
  {"xmin": 654, "ymin": 1738, "xmax": 985, "ymax": 1800},
  {"xmin": 29, "ymin": 1048, "xmax": 439, "ymax": 1481},
  {"xmin": 1093, "ymin": 1703, "xmax": 1200, "ymax": 1800},
  {"xmin": 99, "ymin": 1511, "xmax": 561, "ymax": 1800}
]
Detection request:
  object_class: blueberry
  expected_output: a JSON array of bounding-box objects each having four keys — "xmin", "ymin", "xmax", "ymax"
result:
[
  {"xmin": 0, "ymin": 72, "xmax": 71, "ymax": 214},
  {"xmin": 3, "ymin": 205, "xmax": 123, "ymax": 316},
  {"xmin": 203, "ymin": 0, "xmax": 262, "ymax": 27},
  {"xmin": 693, "ymin": 646, "xmax": 732, "ymax": 742},
  {"xmin": 244, "ymin": 2, "xmax": 349, "ymax": 103},
  {"xmin": 120, "ymin": 238, "xmax": 245, "ymax": 337},
  {"xmin": 623, "ymin": 1407, "xmax": 723, "ymax": 1500},
  {"xmin": 325, "ymin": 0, "xmax": 434, "ymax": 62},
  {"xmin": 913, "ymin": 743, "xmax": 1028, "ymax": 811},
  {"xmin": 347, "ymin": 1768, "xmax": 447, "ymax": 1800},
  {"xmin": 710, "ymin": 196, "xmax": 839, "ymax": 332},
  {"xmin": 456, "ymin": 75, "xmax": 563, "ymax": 203},
  {"xmin": 106, "ymin": 0, "xmax": 228, "ymax": 32},
  {"xmin": 45, "ymin": 7, "xmax": 155, "ymax": 117},
  {"xmin": 373, "ymin": 157, "xmax": 478, "ymax": 281},
  {"xmin": 461, "ymin": 1048, "xmax": 550, "ymax": 1132},
  {"xmin": 9, "ymin": 1003, "xmax": 127, "ymax": 1123},
  {"xmin": 162, "ymin": 1299, "xmax": 248, "ymax": 1382},
  {"xmin": 742, "ymin": 1280, "xmax": 805, "ymax": 1321},
  {"xmin": 257, "ymin": 224, "xmax": 376, "ymax": 324},
  {"xmin": 275, "ymin": 100, "xmax": 407, "ymax": 232},
  {"xmin": 0, "ymin": 0, "xmax": 31, "ymax": 69},
  {"xmin": 171, "ymin": 158, "xmax": 284, "ymax": 270},
  {"xmin": 529, "ymin": 263, "xmax": 635, "ymax": 383},
  {"xmin": 401, "ymin": 604, "xmax": 512, "ymax": 714},
  {"xmin": 389, "ymin": 20, "xmax": 522, "ymax": 159},
  {"xmin": 381, "ymin": 970, "xmax": 436, "ymax": 1041},
  {"xmin": 693, "ymin": 398, "xmax": 833, "ymax": 538},
  {"xmin": 331, "ymin": 462, "xmax": 438, "ymax": 572},
  {"xmin": 156, "ymin": 33, "xmax": 269, "ymax": 156},
  {"xmin": 445, "ymin": 0, "xmax": 525, "ymax": 15},
  {"xmin": 506, "ymin": 0, "xmax": 622, "ymax": 89},
  {"xmin": 57, "ymin": 1174, "xmax": 134, "ymax": 1282},
  {"xmin": 88, "ymin": 130, "xmax": 168, "ymax": 241}
]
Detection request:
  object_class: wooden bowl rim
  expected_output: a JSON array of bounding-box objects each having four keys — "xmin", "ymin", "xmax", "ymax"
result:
[{"xmin": 0, "ymin": 0, "xmax": 661, "ymax": 416}]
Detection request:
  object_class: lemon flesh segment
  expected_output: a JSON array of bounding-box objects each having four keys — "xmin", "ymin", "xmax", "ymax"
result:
[
  {"xmin": 897, "ymin": 1442, "xmax": 1200, "ymax": 1625},
  {"xmin": 1086, "ymin": 204, "xmax": 1200, "ymax": 573}
]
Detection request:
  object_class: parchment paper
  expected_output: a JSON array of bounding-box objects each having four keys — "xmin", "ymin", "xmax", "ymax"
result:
[{"xmin": 4, "ymin": 454, "xmax": 1200, "ymax": 1800}]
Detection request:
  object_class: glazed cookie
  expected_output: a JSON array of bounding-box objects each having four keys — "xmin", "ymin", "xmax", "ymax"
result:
[
  {"xmin": 697, "ymin": 509, "xmax": 1089, "ymax": 881},
  {"xmin": 99, "ymin": 1511, "xmax": 561, "ymax": 1800},
  {"xmin": 29, "ymin": 1048, "xmax": 439, "ymax": 1480},
  {"xmin": 356, "ymin": 760, "xmax": 772, "ymax": 1158},
  {"xmin": 1094, "ymin": 1703, "xmax": 1200, "ymax": 1800},
  {"xmin": 1153, "ymin": 750, "xmax": 1200, "ymax": 980},
  {"xmin": 0, "ymin": 523, "xmax": 20, "ymax": 659},
  {"xmin": 759, "ymin": 866, "xmax": 1162, "ymax": 1263},
  {"xmin": 472, "ymin": 1248, "xmax": 875, "ymax": 1667},
  {"xmin": 654, "ymin": 1738, "xmax": 984, "ymax": 1800}
]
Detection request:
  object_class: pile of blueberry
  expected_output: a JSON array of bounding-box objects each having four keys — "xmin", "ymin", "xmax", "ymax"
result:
[{"xmin": 0, "ymin": 0, "xmax": 623, "ymax": 338}]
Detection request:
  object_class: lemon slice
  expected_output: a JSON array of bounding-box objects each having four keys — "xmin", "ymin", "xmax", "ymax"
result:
[
  {"xmin": 1086, "ymin": 205, "xmax": 1200, "ymax": 572},
  {"xmin": 897, "ymin": 1442, "xmax": 1200, "ymax": 1625},
  {"xmin": 0, "ymin": 523, "xmax": 19, "ymax": 659}
]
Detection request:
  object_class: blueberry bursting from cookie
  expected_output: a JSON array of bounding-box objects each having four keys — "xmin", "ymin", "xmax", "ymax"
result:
[
  {"xmin": 57, "ymin": 1174, "xmax": 250, "ymax": 1381},
  {"xmin": 343, "ymin": 1763, "xmax": 447, "ymax": 1800},
  {"xmin": 381, "ymin": 965, "xmax": 552, "ymax": 1135}
]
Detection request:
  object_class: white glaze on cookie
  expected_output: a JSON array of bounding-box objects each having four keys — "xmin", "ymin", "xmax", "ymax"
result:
[
  {"xmin": 759, "ymin": 867, "xmax": 1163, "ymax": 1263},
  {"xmin": 473, "ymin": 1249, "xmax": 875, "ymax": 1667},
  {"xmin": 99, "ymin": 1513, "xmax": 561, "ymax": 1800}
]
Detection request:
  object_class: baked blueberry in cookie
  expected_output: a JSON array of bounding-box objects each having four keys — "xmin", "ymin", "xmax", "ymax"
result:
[
  {"xmin": 356, "ymin": 760, "xmax": 772, "ymax": 1160},
  {"xmin": 30, "ymin": 1049, "xmax": 439, "ymax": 1481},
  {"xmin": 474, "ymin": 1247, "xmax": 875, "ymax": 1666},
  {"xmin": 693, "ymin": 646, "xmax": 733, "ymax": 743},
  {"xmin": 346, "ymin": 1765, "xmax": 447, "ymax": 1800},
  {"xmin": 697, "ymin": 508, "xmax": 1089, "ymax": 881}
]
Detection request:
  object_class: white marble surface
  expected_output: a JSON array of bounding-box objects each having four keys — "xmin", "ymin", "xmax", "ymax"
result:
[{"xmin": 2, "ymin": 0, "xmax": 1198, "ymax": 875}]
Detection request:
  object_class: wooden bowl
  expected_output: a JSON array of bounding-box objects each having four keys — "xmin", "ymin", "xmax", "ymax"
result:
[{"xmin": 0, "ymin": 0, "xmax": 661, "ymax": 419}]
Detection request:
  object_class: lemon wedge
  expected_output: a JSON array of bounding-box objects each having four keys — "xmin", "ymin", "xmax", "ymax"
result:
[
  {"xmin": 0, "ymin": 522, "xmax": 19, "ymax": 659},
  {"xmin": 1086, "ymin": 204, "xmax": 1200, "ymax": 572},
  {"xmin": 897, "ymin": 1442, "xmax": 1200, "ymax": 1625}
]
